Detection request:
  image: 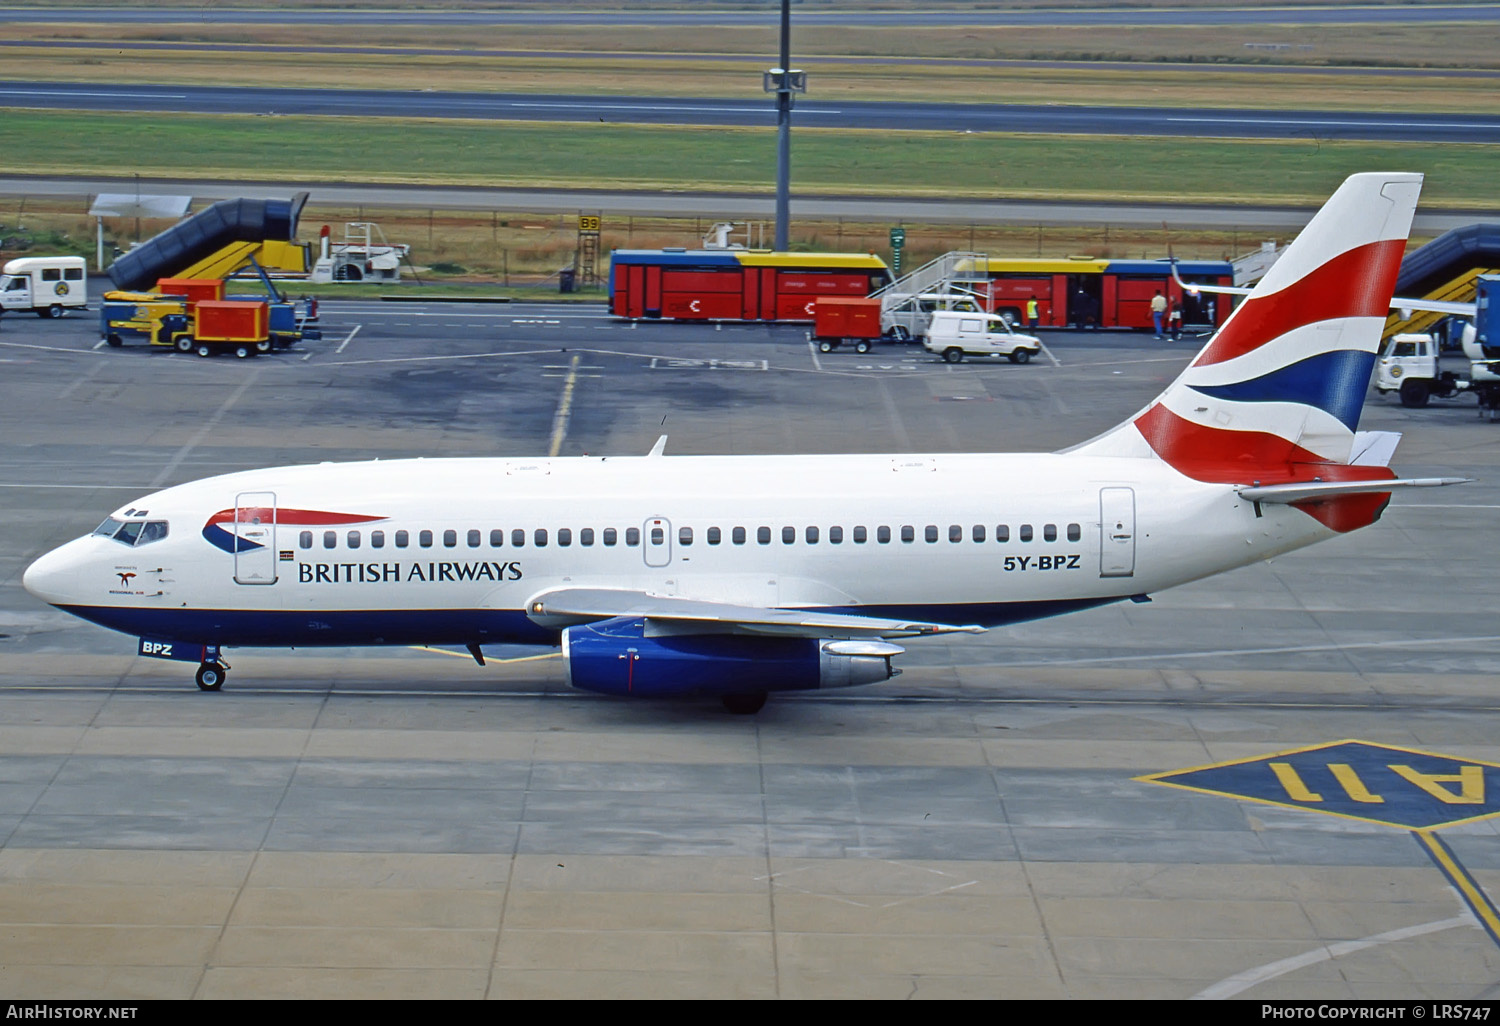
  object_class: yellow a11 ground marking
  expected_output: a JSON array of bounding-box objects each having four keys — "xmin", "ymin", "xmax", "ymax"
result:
[{"xmin": 1138, "ymin": 739, "xmax": 1500, "ymax": 946}]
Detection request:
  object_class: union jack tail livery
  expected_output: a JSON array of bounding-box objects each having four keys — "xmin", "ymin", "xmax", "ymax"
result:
[{"xmin": 1075, "ymin": 173, "xmax": 1420, "ymax": 465}]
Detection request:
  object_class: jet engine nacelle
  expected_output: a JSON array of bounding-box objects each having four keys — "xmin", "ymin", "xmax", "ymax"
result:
[{"xmin": 561, "ymin": 617, "xmax": 901, "ymax": 698}]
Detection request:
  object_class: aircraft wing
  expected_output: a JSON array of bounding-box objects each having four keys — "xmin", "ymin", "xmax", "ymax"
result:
[
  {"xmin": 524, "ymin": 587, "xmax": 985, "ymax": 639},
  {"xmin": 1168, "ymin": 261, "xmax": 1479, "ymax": 318}
]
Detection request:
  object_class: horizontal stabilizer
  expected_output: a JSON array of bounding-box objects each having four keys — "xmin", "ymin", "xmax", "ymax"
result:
[
  {"xmin": 1237, "ymin": 477, "xmax": 1470, "ymax": 504},
  {"xmin": 526, "ymin": 587, "xmax": 983, "ymax": 639},
  {"xmin": 1349, "ymin": 431, "xmax": 1402, "ymax": 467}
]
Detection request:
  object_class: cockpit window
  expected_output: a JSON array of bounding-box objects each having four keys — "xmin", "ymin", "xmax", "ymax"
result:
[{"xmin": 96, "ymin": 518, "xmax": 169, "ymax": 546}]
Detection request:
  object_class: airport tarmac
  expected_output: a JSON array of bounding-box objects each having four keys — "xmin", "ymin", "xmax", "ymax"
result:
[{"xmin": 1, "ymin": 300, "xmax": 1499, "ymax": 999}]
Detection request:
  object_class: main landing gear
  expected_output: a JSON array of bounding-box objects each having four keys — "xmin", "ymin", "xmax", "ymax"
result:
[{"xmin": 195, "ymin": 660, "xmax": 229, "ymax": 691}]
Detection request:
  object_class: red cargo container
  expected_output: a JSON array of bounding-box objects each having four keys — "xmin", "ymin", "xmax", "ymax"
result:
[
  {"xmin": 814, "ymin": 297, "xmax": 881, "ymax": 337},
  {"xmin": 195, "ymin": 300, "xmax": 269, "ymax": 342},
  {"xmin": 156, "ymin": 277, "xmax": 225, "ymax": 305}
]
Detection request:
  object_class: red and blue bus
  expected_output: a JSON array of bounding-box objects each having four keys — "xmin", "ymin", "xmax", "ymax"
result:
[
  {"xmin": 610, "ymin": 249, "xmax": 892, "ymax": 322},
  {"xmin": 979, "ymin": 257, "xmax": 1235, "ymax": 330}
]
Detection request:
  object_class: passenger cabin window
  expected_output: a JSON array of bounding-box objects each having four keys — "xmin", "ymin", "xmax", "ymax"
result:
[
  {"xmin": 558, "ymin": 528, "xmax": 572, "ymax": 547},
  {"xmin": 1068, "ymin": 523, "xmax": 1081, "ymax": 542},
  {"xmin": 371, "ymin": 530, "xmax": 385, "ymax": 549},
  {"xmin": 467, "ymin": 529, "xmax": 481, "ymax": 548},
  {"xmin": 443, "ymin": 530, "xmax": 457, "ymax": 548},
  {"xmin": 512, "ymin": 529, "xmax": 525, "ymax": 547},
  {"xmin": 853, "ymin": 526, "xmax": 867, "ymax": 543},
  {"xmin": 419, "ymin": 530, "xmax": 433, "ymax": 548},
  {"xmin": 490, "ymin": 529, "xmax": 504, "ymax": 547},
  {"xmin": 972, "ymin": 525, "xmax": 986, "ymax": 542},
  {"xmin": 925, "ymin": 525, "xmax": 939, "ymax": 543},
  {"xmin": 299, "ymin": 530, "xmax": 313, "ymax": 549},
  {"xmin": 395, "ymin": 530, "xmax": 409, "ymax": 548},
  {"xmin": 1044, "ymin": 524, "xmax": 1057, "ymax": 542},
  {"xmin": 626, "ymin": 528, "xmax": 640, "ymax": 546},
  {"xmin": 758, "ymin": 527, "xmax": 771, "ymax": 545},
  {"xmin": 901, "ymin": 526, "xmax": 915, "ymax": 543},
  {"xmin": 1019, "ymin": 524, "xmax": 1033, "ymax": 542},
  {"xmin": 535, "ymin": 529, "xmax": 548, "ymax": 547},
  {"xmin": 603, "ymin": 528, "xmax": 617, "ymax": 546},
  {"xmin": 707, "ymin": 527, "xmax": 721, "ymax": 545},
  {"xmin": 829, "ymin": 526, "xmax": 843, "ymax": 544},
  {"xmin": 996, "ymin": 525, "xmax": 1009, "ymax": 542},
  {"xmin": 782, "ymin": 526, "xmax": 795, "ymax": 544},
  {"xmin": 581, "ymin": 528, "xmax": 595, "ymax": 546},
  {"xmin": 877, "ymin": 526, "xmax": 891, "ymax": 544},
  {"xmin": 732, "ymin": 527, "xmax": 746, "ymax": 545},
  {"xmin": 324, "ymin": 530, "xmax": 337, "ymax": 549},
  {"xmin": 679, "ymin": 527, "xmax": 692, "ymax": 546},
  {"xmin": 806, "ymin": 526, "xmax": 818, "ymax": 544},
  {"xmin": 348, "ymin": 530, "xmax": 361, "ymax": 549}
]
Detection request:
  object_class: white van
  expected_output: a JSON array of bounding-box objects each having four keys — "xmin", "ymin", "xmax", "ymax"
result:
[
  {"xmin": 0, "ymin": 256, "xmax": 88, "ymax": 318},
  {"xmin": 923, "ymin": 310, "xmax": 1042, "ymax": 364}
]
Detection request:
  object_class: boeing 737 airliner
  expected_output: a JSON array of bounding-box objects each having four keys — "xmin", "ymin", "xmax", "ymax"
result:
[{"xmin": 23, "ymin": 173, "xmax": 1465, "ymax": 712}]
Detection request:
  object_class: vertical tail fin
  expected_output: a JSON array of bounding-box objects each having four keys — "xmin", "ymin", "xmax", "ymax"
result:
[{"xmin": 1070, "ymin": 172, "xmax": 1422, "ymax": 480}]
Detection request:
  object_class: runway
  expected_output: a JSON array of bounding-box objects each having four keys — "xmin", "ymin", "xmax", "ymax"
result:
[
  {"xmin": 3, "ymin": 4, "xmax": 1498, "ymax": 27},
  {"xmin": 4, "ymin": 81, "xmax": 1497, "ymax": 144},
  {"xmin": 1, "ymin": 302, "xmax": 1498, "ymax": 997}
]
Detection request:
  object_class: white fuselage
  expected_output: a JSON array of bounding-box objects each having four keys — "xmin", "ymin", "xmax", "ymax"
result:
[{"xmin": 23, "ymin": 450, "xmax": 1333, "ymax": 650}]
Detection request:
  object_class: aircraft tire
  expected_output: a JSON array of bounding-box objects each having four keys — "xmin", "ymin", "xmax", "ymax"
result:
[
  {"xmin": 195, "ymin": 663, "xmax": 226, "ymax": 692},
  {"xmin": 721, "ymin": 692, "xmax": 768, "ymax": 715}
]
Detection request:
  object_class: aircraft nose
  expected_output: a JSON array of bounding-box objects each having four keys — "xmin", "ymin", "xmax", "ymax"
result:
[{"xmin": 23, "ymin": 539, "xmax": 91, "ymax": 606}]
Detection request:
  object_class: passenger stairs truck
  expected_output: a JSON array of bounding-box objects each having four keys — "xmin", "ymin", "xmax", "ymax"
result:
[{"xmin": 99, "ymin": 195, "xmax": 320, "ymax": 355}]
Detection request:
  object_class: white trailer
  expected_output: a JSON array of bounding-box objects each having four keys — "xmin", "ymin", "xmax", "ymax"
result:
[{"xmin": 0, "ymin": 256, "xmax": 88, "ymax": 317}]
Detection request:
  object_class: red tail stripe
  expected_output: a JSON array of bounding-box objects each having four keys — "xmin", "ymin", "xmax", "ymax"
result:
[
  {"xmin": 1134, "ymin": 404, "xmax": 1394, "ymax": 484},
  {"xmin": 1194, "ymin": 238, "xmax": 1406, "ymax": 367}
]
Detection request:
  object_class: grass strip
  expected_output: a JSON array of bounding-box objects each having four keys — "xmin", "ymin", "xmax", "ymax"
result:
[{"xmin": 1, "ymin": 108, "xmax": 1496, "ymax": 208}]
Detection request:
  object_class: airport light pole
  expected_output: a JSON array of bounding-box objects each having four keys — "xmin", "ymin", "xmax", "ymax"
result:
[{"xmin": 765, "ymin": 0, "xmax": 805, "ymax": 252}]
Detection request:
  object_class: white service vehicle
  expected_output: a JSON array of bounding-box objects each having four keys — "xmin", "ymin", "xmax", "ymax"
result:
[
  {"xmin": 923, "ymin": 310, "xmax": 1043, "ymax": 364},
  {"xmin": 880, "ymin": 291, "xmax": 984, "ymax": 341},
  {"xmin": 0, "ymin": 256, "xmax": 87, "ymax": 318},
  {"xmin": 1373, "ymin": 324, "xmax": 1500, "ymax": 414}
]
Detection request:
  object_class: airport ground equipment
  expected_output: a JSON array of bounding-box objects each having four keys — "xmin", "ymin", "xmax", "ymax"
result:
[
  {"xmin": 100, "ymin": 275, "xmax": 318, "ymax": 355},
  {"xmin": 810, "ymin": 297, "xmax": 894, "ymax": 352},
  {"xmin": 309, "ymin": 222, "xmax": 410, "ymax": 283},
  {"xmin": 609, "ymin": 249, "xmax": 891, "ymax": 322},
  {"xmin": 1373, "ymin": 276, "xmax": 1500, "ymax": 415},
  {"xmin": 1383, "ymin": 223, "xmax": 1500, "ymax": 342},
  {"xmin": 99, "ymin": 193, "xmax": 321, "ymax": 353},
  {"xmin": 0, "ymin": 256, "xmax": 88, "ymax": 318}
]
